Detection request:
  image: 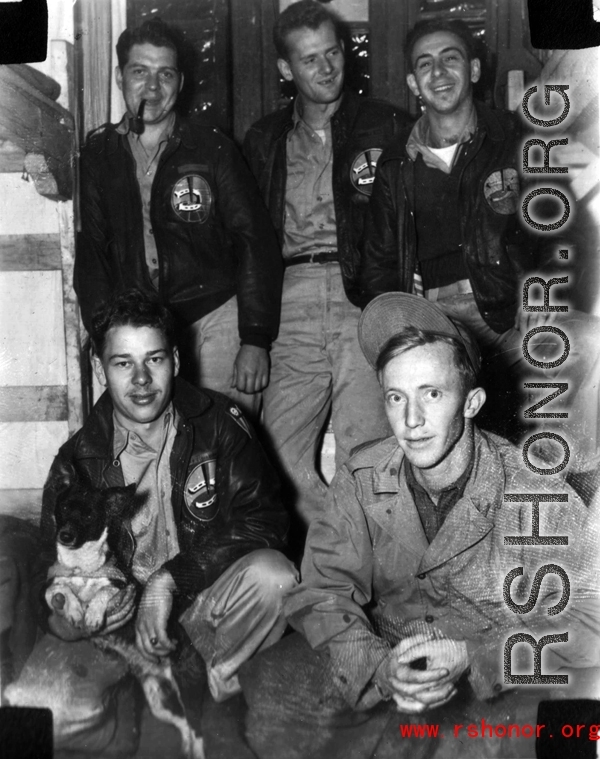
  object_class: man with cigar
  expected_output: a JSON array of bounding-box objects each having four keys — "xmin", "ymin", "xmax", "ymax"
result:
[
  {"xmin": 241, "ymin": 293, "xmax": 600, "ymax": 759},
  {"xmin": 76, "ymin": 17, "xmax": 281, "ymax": 417}
]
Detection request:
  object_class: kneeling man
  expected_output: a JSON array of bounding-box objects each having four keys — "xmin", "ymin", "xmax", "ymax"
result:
[
  {"xmin": 242, "ymin": 292, "xmax": 600, "ymax": 759},
  {"xmin": 11, "ymin": 289, "xmax": 296, "ymax": 752}
]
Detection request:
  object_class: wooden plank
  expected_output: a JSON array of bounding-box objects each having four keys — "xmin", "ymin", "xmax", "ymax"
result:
[
  {"xmin": 0, "ymin": 234, "xmax": 61, "ymax": 271},
  {"xmin": 0, "ymin": 271, "xmax": 67, "ymax": 386},
  {"xmin": 58, "ymin": 201, "xmax": 86, "ymax": 434},
  {"xmin": 0, "ymin": 422, "xmax": 68, "ymax": 489},
  {"xmin": 0, "ymin": 489, "xmax": 42, "ymax": 523},
  {"xmin": 51, "ymin": 40, "xmax": 76, "ymax": 115},
  {"xmin": 0, "ymin": 139, "xmax": 26, "ymax": 174},
  {"xmin": 0, "ymin": 386, "xmax": 67, "ymax": 422}
]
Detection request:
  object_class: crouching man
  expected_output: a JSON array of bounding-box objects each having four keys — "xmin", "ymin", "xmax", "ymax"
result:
[
  {"xmin": 8, "ymin": 289, "xmax": 296, "ymax": 754},
  {"xmin": 240, "ymin": 293, "xmax": 600, "ymax": 759}
]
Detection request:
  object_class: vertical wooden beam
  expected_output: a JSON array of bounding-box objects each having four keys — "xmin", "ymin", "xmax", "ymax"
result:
[
  {"xmin": 50, "ymin": 40, "xmax": 75, "ymax": 114},
  {"xmin": 58, "ymin": 200, "xmax": 86, "ymax": 433},
  {"xmin": 369, "ymin": 0, "xmax": 413, "ymax": 112},
  {"xmin": 231, "ymin": 0, "xmax": 277, "ymax": 143},
  {"xmin": 78, "ymin": 0, "xmax": 112, "ymax": 136},
  {"xmin": 261, "ymin": 0, "xmax": 280, "ymax": 117}
]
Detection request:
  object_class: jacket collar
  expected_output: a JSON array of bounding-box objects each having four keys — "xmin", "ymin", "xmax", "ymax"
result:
[
  {"xmin": 380, "ymin": 99, "xmax": 507, "ymax": 166},
  {"xmin": 356, "ymin": 429, "xmax": 508, "ymax": 572},
  {"xmin": 72, "ymin": 377, "xmax": 213, "ymax": 461},
  {"xmin": 103, "ymin": 112, "xmax": 196, "ymax": 155},
  {"xmin": 349, "ymin": 426, "xmax": 506, "ymax": 515},
  {"xmin": 274, "ymin": 88, "xmax": 361, "ymax": 142}
]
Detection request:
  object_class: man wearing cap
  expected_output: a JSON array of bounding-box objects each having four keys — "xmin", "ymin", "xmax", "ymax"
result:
[
  {"xmin": 240, "ymin": 293, "xmax": 600, "ymax": 759},
  {"xmin": 243, "ymin": 0, "xmax": 408, "ymax": 523},
  {"xmin": 359, "ymin": 18, "xmax": 600, "ymax": 455}
]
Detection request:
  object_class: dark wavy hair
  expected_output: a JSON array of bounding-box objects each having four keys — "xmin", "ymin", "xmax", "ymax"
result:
[
  {"xmin": 90, "ymin": 289, "xmax": 177, "ymax": 358},
  {"xmin": 375, "ymin": 325, "xmax": 480, "ymax": 395},
  {"xmin": 273, "ymin": 0, "xmax": 343, "ymax": 59},
  {"xmin": 405, "ymin": 19, "xmax": 477, "ymax": 73},
  {"xmin": 116, "ymin": 17, "xmax": 182, "ymax": 70}
]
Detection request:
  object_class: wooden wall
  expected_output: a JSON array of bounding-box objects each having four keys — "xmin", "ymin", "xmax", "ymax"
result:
[{"xmin": 0, "ymin": 7, "xmax": 79, "ymax": 523}]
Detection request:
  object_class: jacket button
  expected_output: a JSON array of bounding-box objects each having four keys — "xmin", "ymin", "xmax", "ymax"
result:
[
  {"xmin": 417, "ymin": 573, "xmax": 426, "ymax": 580},
  {"xmin": 425, "ymin": 614, "xmax": 434, "ymax": 623},
  {"xmin": 113, "ymin": 459, "xmax": 120, "ymax": 467}
]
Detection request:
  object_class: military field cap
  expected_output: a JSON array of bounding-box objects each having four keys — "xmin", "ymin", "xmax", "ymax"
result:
[{"xmin": 358, "ymin": 292, "xmax": 481, "ymax": 374}]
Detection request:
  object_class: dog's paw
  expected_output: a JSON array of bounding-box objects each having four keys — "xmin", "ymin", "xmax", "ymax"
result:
[{"xmin": 83, "ymin": 607, "xmax": 106, "ymax": 634}]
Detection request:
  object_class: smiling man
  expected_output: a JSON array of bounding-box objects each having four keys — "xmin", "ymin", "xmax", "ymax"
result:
[
  {"xmin": 359, "ymin": 18, "xmax": 600, "ymax": 457},
  {"xmin": 14, "ymin": 289, "xmax": 296, "ymax": 754},
  {"xmin": 243, "ymin": 0, "xmax": 409, "ymax": 527},
  {"xmin": 75, "ymin": 18, "xmax": 282, "ymax": 419}
]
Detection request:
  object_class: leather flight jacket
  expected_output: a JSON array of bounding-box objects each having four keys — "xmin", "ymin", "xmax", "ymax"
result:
[
  {"xmin": 359, "ymin": 102, "xmax": 535, "ymax": 334},
  {"xmin": 40, "ymin": 378, "xmax": 290, "ymax": 608},
  {"xmin": 76, "ymin": 116, "xmax": 282, "ymax": 349},
  {"xmin": 243, "ymin": 89, "xmax": 409, "ymax": 306}
]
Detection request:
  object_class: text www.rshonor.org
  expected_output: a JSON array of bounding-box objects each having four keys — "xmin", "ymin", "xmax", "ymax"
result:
[{"xmin": 399, "ymin": 721, "xmax": 600, "ymax": 740}]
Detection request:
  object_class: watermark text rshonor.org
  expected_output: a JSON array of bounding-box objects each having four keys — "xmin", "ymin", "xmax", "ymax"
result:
[{"xmin": 399, "ymin": 721, "xmax": 600, "ymax": 740}]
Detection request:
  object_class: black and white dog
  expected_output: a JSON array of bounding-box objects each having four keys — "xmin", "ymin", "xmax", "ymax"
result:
[
  {"xmin": 45, "ymin": 481, "xmax": 138, "ymax": 634},
  {"xmin": 6, "ymin": 479, "xmax": 204, "ymax": 759}
]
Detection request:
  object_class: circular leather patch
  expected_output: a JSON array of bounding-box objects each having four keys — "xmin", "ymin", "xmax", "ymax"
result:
[
  {"xmin": 350, "ymin": 148, "xmax": 383, "ymax": 196},
  {"xmin": 172, "ymin": 174, "xmax": 212, "ymax": 223}
]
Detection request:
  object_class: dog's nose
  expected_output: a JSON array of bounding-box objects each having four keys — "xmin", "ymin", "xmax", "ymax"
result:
[
  {"xmin": 51, "ymin": 593, "xmax": 66, "ymax": 610},
  {"xmin": 57, "ymin": 528, "xmax": 75, "ymax": 546}
]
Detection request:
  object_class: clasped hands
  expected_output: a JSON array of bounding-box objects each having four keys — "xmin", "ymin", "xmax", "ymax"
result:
[{"xmin": 379, "ymin": 632, "xmax": 469, "ymax": 714}]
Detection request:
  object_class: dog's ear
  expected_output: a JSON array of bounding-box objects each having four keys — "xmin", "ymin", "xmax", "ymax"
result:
[{"xmin": 104, "ymin": 484, "xmax": 139, "ymax": 522}]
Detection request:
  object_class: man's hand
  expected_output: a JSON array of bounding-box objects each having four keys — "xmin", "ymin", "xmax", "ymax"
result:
[
  {"xmin": 135, "ymin": 569, "xmax": 177, "ymax": 662},
  {"xmin": 379, "ymin": 634, "xmax": 469, "ymax": 714},
  {"xmin": 232, "ymin": 344, "xmax": 269, "ymax": 394},
  {"xmin": 395, "ymin": 634, "xmax": 469, "ymax": 684},
  {"xmin": 379, "ymin": 650, "xmax": 455, "ymax": 714}
]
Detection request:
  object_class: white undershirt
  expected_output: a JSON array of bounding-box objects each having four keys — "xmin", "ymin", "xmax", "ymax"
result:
[{"xmin": 429, "ymin": 143, "xmax": 459, "ymax": 168}]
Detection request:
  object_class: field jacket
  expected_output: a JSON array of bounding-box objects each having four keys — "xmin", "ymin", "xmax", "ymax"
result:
[{"xmin": 285, "ymin": 428, "xmax": 600, "ymax": 709}]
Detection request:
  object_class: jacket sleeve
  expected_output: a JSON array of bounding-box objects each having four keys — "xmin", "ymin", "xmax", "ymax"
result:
[
  {"xmin": 466, "ymin": 483, "xmax": 600, "ymax": 700},
  {"xmin": 241, "ymin": 126, "xmax": 264, "ymax": 186},
  {"xmin": 283, "ymin": 466, "xmax": 392, "ymax": 709},
  {"xmin": 164, "ymin": 407, "xmax": 290, "ymax": 598},
  {"xmin": 358, "ymin": 153, "xmax": 405, "ymax": 309},
  {"xmin": 74, "ymin": 144, "xmax": 116, "ymax": 333},
  {"xmin": 213, "ymin": 133, "xmax": 283, "ymax": 349}
]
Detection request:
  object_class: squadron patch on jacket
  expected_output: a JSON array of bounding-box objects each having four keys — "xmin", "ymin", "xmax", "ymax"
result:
[
  {"xmin": 350, "ymin": 148, "xmax": 383, "ymax": 196},
  {"xmin": 172, "ymin": 174, "xmax": 212, "ymax": 223},
  {"xmin": 184, "ymin": 459, "xmax": 218, "ymax": 521},
  {"xmin": 483, "ymin": 168, "xmax": 519, "ymax": 215}
]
